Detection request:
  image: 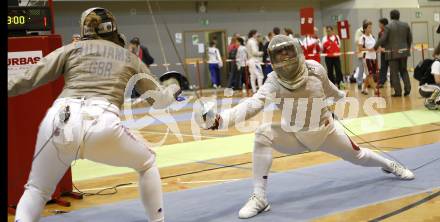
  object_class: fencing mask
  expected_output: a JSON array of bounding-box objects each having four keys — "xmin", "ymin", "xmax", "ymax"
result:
[{"xmin": 268, "ymin": 35, "xmax": 308, "ymax": 90}]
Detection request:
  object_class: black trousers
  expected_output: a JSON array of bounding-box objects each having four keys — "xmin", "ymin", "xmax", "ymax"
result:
[
  {"xmin": 379, "ymin": 53, "xmax": 389, "ymax": 85},
  {"xmin": 389, "ymin": 57, "xmax": 411, "ymax": 95},
  {"xmin": 227, "ymin": 63, "xmax": 243, "ymax": 90},
  {"xmin": 324, "ymin": 57, "xmax": 343, "ymax": 86}
]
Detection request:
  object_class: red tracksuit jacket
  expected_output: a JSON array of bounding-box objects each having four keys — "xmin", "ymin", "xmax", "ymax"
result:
[{"xmin": 322, "ymin": 35, "xmax": 340, "ymax": 57}]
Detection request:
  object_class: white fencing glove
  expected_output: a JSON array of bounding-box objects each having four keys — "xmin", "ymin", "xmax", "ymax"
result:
[
  {"xmin": 136, "ymin": 84, "xmax": 181, "ymax": 109},
  {"xmin": 195, "ymin": 101, "xmax": 221, "ymax": 130}
]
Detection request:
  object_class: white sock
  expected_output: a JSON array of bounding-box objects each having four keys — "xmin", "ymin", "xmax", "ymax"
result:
[
  {"xmin": 252, "ymin": 142, "xmax": 272, "ymax": 199},
  {"xmin": 15, "ymin": 185, "xmax": 49, "ymax": 222},
  {"xmin": 138, "ymin": 164, "xmax": 164, "ymax": 222},
  {"xmin": 357, "ymin": 148, "xmax": 393, "ymax": 168}
]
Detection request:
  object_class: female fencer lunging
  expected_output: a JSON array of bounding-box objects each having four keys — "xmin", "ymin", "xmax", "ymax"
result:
[{"xmin": 199, "ymin": 34, "xmax": 415, "ymax": 219}]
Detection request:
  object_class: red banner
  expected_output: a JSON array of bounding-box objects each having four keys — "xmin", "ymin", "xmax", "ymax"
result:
[
  {"xmin": 300, "ymin": 8, "xmax": 315, "ymax": 36},
  {"xmin": 337, "ymin": 20, "xmax": 350, "ymax": 39}
]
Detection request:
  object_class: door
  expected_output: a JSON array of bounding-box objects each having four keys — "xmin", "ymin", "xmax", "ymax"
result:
[
  {"xmin": 183, "ymin": 29, "xmax": 227, "ymax": 89},
  {"xmin": 208, "ymin": 31, "xmax": 227, "ymax": 87},
  {"xmin": 183, "ymin": 31, "xmax": 208, "ymax": 89},
  {"xmin": 411, "ymin": 22, "xmax": 429, "ymax": 68}
]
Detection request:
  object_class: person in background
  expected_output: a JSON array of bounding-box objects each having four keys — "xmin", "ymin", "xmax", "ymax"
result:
[
  {"xmin": 231, "ymin": 33, "xmax": 241, "ymax": 44},
  {"xmin": 432, "ymin": 43, "xmax": 440, "ymax": 85},
  {"xmin": 257, "ymin": 34, "xmax": 265, "ymax": 52},
  {"xmin": 257, "ymin": 35, "xmax": 266, "ymax": 81},
  {"xmin": 238, "ymin": 37, "xmax": 249, "ymax": 92},
  {"xmin": 358, "ymin": 21, "xmax": 378, "ymax": 95},
  {"xmin": 322, "ymin": 26, "xmax": 344, "ymax": 89},
  {"xmin": 246, "ymin": 29, "xmax": 264, "ymax": 93},
  {"xmin": 71, "ymin": 33, "xmax": 81, "ymax": 43},
  {"xmin": 262, "ymin": 32, "xmax": 274, "ymax": 82},
  {"xmin": 284, "ymin": 27, "xmax": 303, "ymax": 46},
  {"xmin": 128, "ymin": 37, "xmax": 155, "ymax": 99},
  {"xmin": 227, "ymin": 36, "xmax": 239, "ymax": 89},
  {"xmin": 377, "ymin": 18, "xmax": 390, "ymax": 88},
  {"xmin": 419, "ymin": 43, "xmax": 440, "ymax": 110},
  {"xmin": 354, "ymin": 20, "xmax": 368, "ymax": 90},
  {"xmin": 228, "ymin": 36, "xmax": 239, "ymax": 54},
  {"xmin": 374, "ymin": 9, "xmax": 412, "ymax": 97},
  {"xmin": 208, "ymin": 41, "xmax": 223, "ymax": 88},
  {"xmin": 284, "ymin": 28, "xmax": 294, "ymax": 39},
  {"xmin": 273, "ymin": 27, "xmax": 281, "ymax": 35},
  {"xmin": 212, "ymin": 36, "xmax": 219, "ymax": 46},
  {"xmin": 302, "ymin": 27, "xmax": 321, "ymax": 63},
  {"xmin": 415, "ymin": 42, "xmax": 440, "ymax": 96},
  {"xmin": 128, "ymin": 37, "xmax": 154, "ymax": 67},
  {"xmin": 232, "ymin": 37, "xmax": 248, "ymax": 91}
]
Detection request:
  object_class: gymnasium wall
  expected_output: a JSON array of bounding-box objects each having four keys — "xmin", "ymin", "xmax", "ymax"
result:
[
  {"xmin": 52, "ymin": 0, "xmax": 440, "ymax": 86},
  {"xmin": 53, "ymin": 0, "xmax": 323, "ymax": 83}
]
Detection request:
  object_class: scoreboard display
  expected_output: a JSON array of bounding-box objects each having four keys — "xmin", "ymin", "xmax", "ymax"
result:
[{"xmin": 8, "ymin": 6, "xmax": 52, "ymax": 32}]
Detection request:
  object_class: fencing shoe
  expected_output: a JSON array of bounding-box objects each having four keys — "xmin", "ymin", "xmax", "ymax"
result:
[
  {"xmin": 238, "ymin": 194, "xmax": 270, "ymax": 219},
  {"xmin": 382, "ymin": 161, "xmax": 415, "ymax": 180}
]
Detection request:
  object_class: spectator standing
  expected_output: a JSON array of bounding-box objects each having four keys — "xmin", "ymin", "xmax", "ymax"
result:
[
  {"xmin": 322, "ymin": 26, "xmax": 344, "ymax": 89},
  {"xmin": 228, "ymin": 35, "xmax": 240, "ymax": 53},
  {"xmin": 227, "ymin": 37, "xmax": 239, "ymax": 88},
  {"xmin": 354, "ymin": 20, "xmax": 368, "ymax": 89},
  {"xmin": 374, "ymin": 9, "xmax": 413, "ymax": 97},
  {"xmin": 358, "ymin": 21, "xmax": 378, "ymax": 95},
  {"xmin": 284, "ymin": 28, "xmax": 294, "ymax": 39},
  {"xmin": 128, "ymin": 37, "xmax": 155, "ymax": 99},
  {"xmin": 377, "ymin": 18, "xmax": 390, "ymax": 88},
  {"xmin": 246, "ymin": 29, "xmax": 264, "ymax": 93},
  {"xmin": 262, "ymin": 32, "xmax": 274, "ymax": 81},
  {"xmin": 128, "ymin": 37, "xmax": 154, "ymax": 67},
  {"xmin": 233, "ymin": 37, "xmax": 248, "ymax": 90},
  {"xmin": 208, "ymin": 41, "xmax": 223, "ymax": 88},
  {"xmin": 302, "ymin": 27, "xmax": 321, "ymax": 63},
  {"xmin": 273, "ymin": 27, "xmax": 281, "ymax": 35}
]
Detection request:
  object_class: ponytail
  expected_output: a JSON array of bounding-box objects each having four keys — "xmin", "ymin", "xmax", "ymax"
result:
[{"xmin": 83, "ymin": 12, "xmax": 124, "ymax": 47}]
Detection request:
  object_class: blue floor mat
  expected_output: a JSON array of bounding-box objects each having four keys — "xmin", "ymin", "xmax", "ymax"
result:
[{"xmin": 42, "ymin": 143, "xmax": 440, "ymax": 222}]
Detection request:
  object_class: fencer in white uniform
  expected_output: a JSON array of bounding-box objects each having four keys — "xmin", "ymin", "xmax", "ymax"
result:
[
  {"xmin": 8, "ymin": 8, "xmax": 180, "ymax": 222},
  {"xmin": 200, "ymin": 35, "xmax": 415, "ymax": 219},
  {"xmin": 246, "ymin": 30, "xmax": 264, "ymax": 93}
]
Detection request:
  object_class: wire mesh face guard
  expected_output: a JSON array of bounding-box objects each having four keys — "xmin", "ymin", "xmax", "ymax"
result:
[
  {"xmin": 80, "ymin": 7, "xmax": 117, "ymax": 39},
  {"xmin": 269, "ymin": 43, "xmax": 298, "ymax": 67},
  {"xmin": 268, "ymin": 35, "xmax": 307, "ymax": 90}
]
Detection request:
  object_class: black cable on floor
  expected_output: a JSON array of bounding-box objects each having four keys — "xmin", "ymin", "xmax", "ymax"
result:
[
  {"xmin": 368, "ymin": 190, "xmax": 440, "ymax": 222},
  {"xmin": 75, "ymin": 128, "xmax": 440, "ymax": 193},
  {"xmin": 72, "ymin": 182, "xmax": 134, "ymax": 196},
  {"xmin": 355, "ymin": 128, "xmax": 440, "ymax": 145},
  {"xmin": 411, "ymin": 156, "xmax": 440, "ymax": 171}
]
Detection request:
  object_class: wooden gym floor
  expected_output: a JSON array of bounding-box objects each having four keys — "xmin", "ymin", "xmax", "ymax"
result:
[{"xmin": 8, "ymin": 78, "xmax": 440, "ymax": 222}]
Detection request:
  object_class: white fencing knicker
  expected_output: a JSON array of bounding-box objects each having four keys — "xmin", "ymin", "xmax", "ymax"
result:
[
  {"xmin": 14, "ymin": 97, "xmax": 164, "ymax": 222},
  {"xmin": 251, "ymin": 118, "xmax": 394, "ymax": 197},
  {"xmin": 247, "ymin": 58, "xmax": 264, "ymax": 93}
]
